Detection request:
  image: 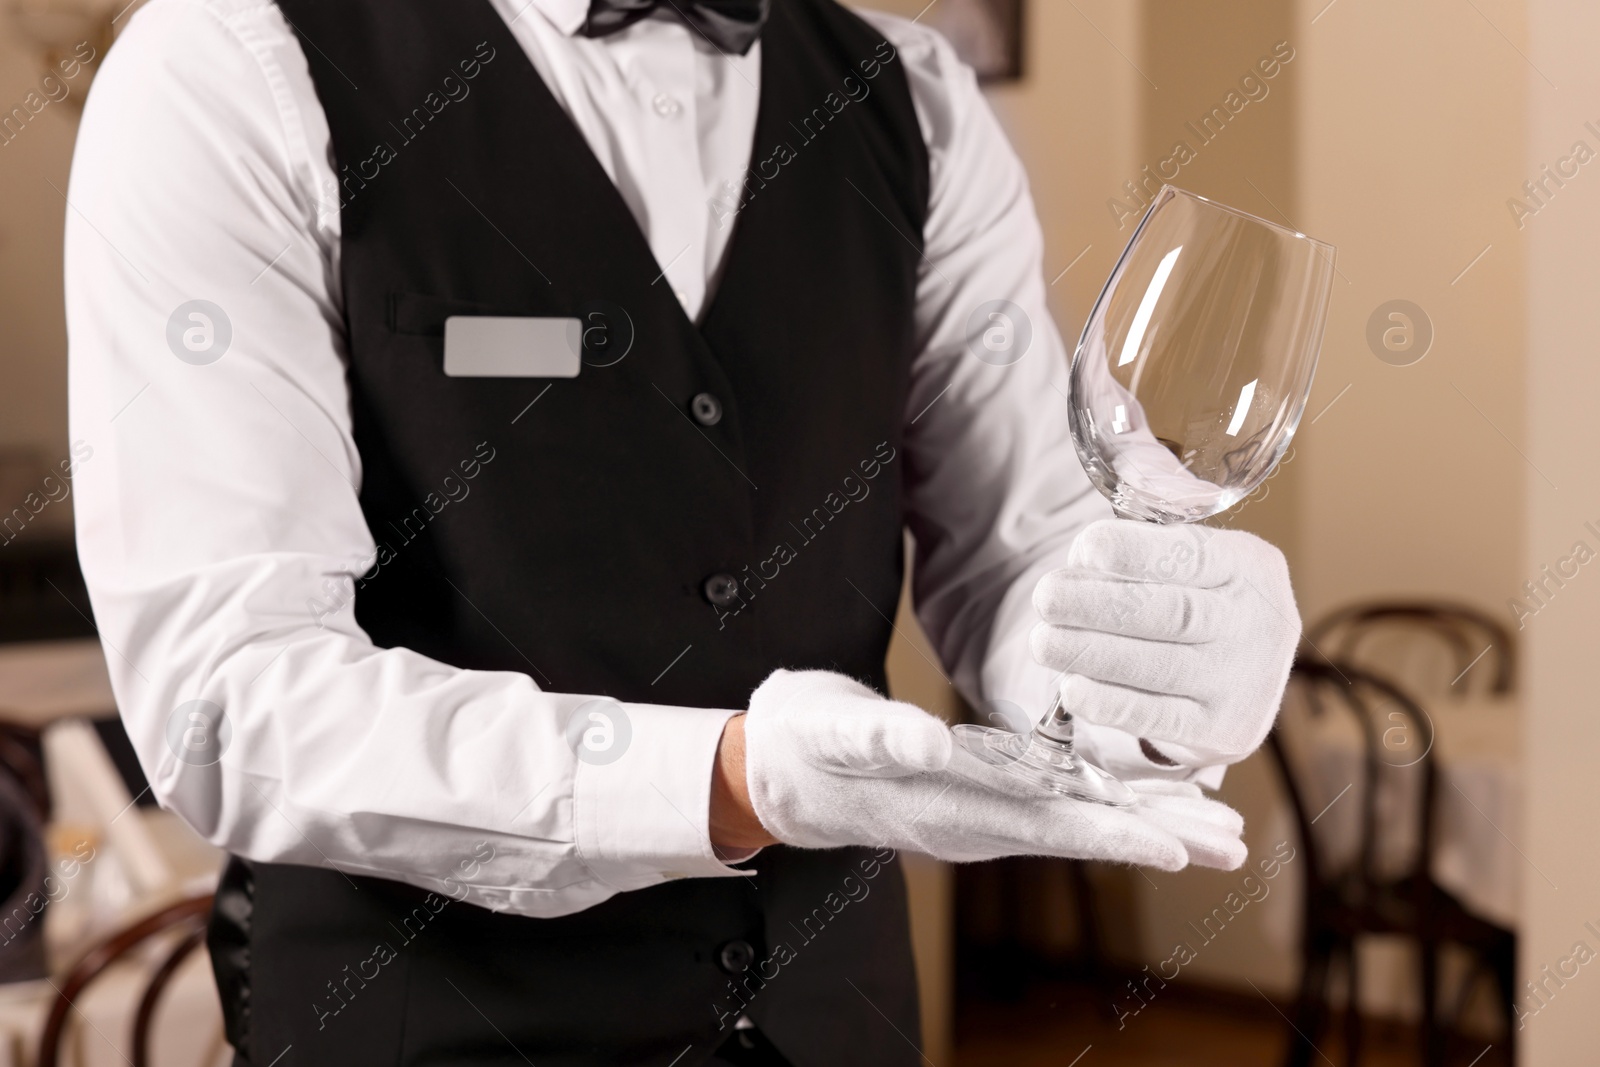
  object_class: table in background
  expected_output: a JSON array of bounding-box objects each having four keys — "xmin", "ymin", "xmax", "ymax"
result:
[
  {"xmin": 0, "ymin": 640, "xmax": 116, "ymax": 727},
  {"xmin": 1303, "ymin": 693, "xmax": 1522, "ymax": 929}
]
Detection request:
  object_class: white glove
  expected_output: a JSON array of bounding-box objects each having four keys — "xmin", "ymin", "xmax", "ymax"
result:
[
  {"xmin": 1030, "ymin": 519, "xmax": 1299, "ymax": 768},
  {"xmin": 743, "ymin": 670, "xmax": 1247, "ymax": 871}
]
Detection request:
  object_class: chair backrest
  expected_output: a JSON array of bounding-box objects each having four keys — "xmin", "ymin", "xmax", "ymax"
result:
[
  {"xmin": 0, "ymin": 765, "xmax": 49, "ymax": 983},
  {"xmin": 1266, "ymin": 657, "xmax": 1439, "ymax": 896},
  {"xmin": 37, "ymin": 893, "xmax": 215, "ymax": 1067},
  {"xmin": 1304, "ymin": 600, "xmax": 1515, "ymax": 697},
  {"xmin": 0, "ymin": 722, "xmax": 50, "ymax": 822}
]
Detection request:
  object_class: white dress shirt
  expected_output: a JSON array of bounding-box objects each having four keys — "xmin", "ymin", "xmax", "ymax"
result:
[{"xmin": 65, "ymin": 0, "xmax": 1191, "ymax": 919}]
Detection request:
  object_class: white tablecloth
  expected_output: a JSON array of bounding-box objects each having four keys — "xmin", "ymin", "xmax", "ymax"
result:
[
  {"xmin": 1300, "ymin": 694, "xmax": 1521, "ymax": 928},
  {"xmin": 0, "ymin": 810, "xmax": 227, "ymax": 1067},
  {"xmin": 0, "ymin": 949, "xmax": 228, "ymax": 1067},
  {"xmin": 0, "ymin": 641, "xmax": 229, "ymax": 1065}
]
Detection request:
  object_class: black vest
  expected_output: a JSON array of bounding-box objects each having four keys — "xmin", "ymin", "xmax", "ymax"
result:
[{"xmin": 209, "ymin": 2, "xmax": 931, "ymax": 1063}]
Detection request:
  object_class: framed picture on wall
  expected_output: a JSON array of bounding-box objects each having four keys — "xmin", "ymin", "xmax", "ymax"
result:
[{"xmin": 924, "ymin": 0, "xmax": 1024, "ymax": 82}]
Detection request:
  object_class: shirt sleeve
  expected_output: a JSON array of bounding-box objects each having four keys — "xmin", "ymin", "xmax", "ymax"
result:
[
  {"xmin": 860, "ymin": 11, "xmax": 1224, "ymax": 787},
  {"xmin": 65, "ymin": 0, "xmax": 750, "ymax": 918}
]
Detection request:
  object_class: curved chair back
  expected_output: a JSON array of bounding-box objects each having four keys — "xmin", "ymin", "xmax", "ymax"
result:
[
  {"xmin": 1304, "ymin": 600, "xmax": 1515, "ymax": 697},
  {"xmin": 0, "ymin": 766, "xmax": 49, "ymax": 983},
  {"xmin": 38, "ymin": 893, "xmax": 215, "ymax": 1067},
  {"xmin": 1268, "ymin": 657, "xmax": 1438, "ymax": 894},
  {"xmin": 0, "ymin": 723, "xmax": 49, "ymax": 823}
]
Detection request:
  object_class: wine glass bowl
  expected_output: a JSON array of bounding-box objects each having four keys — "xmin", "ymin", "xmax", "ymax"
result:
[
  {"xmin": 1071, "ymin": 187, "xmax": 1336, "ymax": 523},
  {"xmin": 951, "ymin": 186, "xmax": 1335, "ymax": 805}
]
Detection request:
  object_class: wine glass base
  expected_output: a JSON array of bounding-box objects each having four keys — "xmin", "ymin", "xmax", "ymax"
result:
[{"xmin": 951, "ymin": 725, "xmax": 1138, "ymax": 807}]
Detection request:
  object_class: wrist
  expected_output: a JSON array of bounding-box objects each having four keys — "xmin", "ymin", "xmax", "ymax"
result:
[
  {"xmin": 710, "ymin": 714, "xmax": 779, "ymax": 851},
  {"xmin": 1139, "ymin": 737, "xmax": 1180, "ymax": 766}
]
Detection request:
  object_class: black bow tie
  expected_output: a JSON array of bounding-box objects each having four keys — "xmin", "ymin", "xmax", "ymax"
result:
[{"xmin": 581, "ymin": 0, "xmax": 770, "ymax": 55}]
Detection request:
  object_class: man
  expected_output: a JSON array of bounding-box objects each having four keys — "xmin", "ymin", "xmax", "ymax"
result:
[{"xmin": 65, "ymin": 0, "xmax": 1299, "ymax": 1063}]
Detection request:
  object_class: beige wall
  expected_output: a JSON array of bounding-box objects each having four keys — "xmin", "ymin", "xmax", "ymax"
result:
[
  {"xmin": 1522, "ymin": 1, "xmax": 1600, "ymax": 1062},
  {"xmin": 1295, "ymin": 0, "xmax": 1527, "ymax": 624},
  {"xmin": 0, "ymin": 25, "xmax": 81, "ymax": 457}
]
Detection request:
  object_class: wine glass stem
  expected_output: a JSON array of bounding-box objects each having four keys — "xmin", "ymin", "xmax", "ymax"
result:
[{"xmin": 1032, "ymin": 691, "xmax": 1076, "ymax": 751}]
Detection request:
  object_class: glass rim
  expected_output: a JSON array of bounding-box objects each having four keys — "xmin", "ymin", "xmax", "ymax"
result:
[{"xmin": 1153, "ymin": 184, "xmax": 1336, "ymax": 255}]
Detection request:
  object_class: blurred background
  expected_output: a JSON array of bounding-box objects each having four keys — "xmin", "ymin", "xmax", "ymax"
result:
[{"xmin": 1, "ymin": 0, "xmax": 1596, "ymax": 1064}]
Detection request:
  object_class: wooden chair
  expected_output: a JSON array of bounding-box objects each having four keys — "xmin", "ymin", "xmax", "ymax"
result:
[
  {"xmin": 0, "ymin": 765, "xmax": 50, "ymax": 984},
  {"xmin": 954, "ymin": 855, "xmax": 1109, "ymax": 1004},
  {"xmin": 1304, "ymin": 600, "xmax": 1515, "ymax": 697},
  {"xmin": 37, "ymin": 893, "xmax": 216, "ymax": 1067},
  {"xmin": 1266, "ymin": 657, "xmax": 1515, "ymax": 1067},
  {"xmin": 0, "ymin": 722, "xmax": 50, "ymax": 824}
]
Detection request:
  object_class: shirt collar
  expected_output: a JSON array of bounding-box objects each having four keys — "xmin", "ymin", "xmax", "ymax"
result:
[{"xmin": 516, "ymin": 0, "xmax": 590, "ymax": 37}]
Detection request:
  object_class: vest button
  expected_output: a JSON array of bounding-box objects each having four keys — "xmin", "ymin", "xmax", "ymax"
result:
[
  {"xmin": 718, "ymin": 939, "xmax": 756, "ymax": 975},
  {"xmin": 652, "ymin": 92, "xmax": 682, "ymax": 118},
  {"xmin": 690, "ymin": 392, "xmax": 723, "ymax": 426},
  {"xmin": 702, "ymin": 573, "xmax": 740, "ymax": 607}
]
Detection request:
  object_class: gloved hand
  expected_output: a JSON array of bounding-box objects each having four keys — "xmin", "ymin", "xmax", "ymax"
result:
[
  {"xmin": 1030, "ymin": 519, "xmax": 1299, "ymax": 768},
  {"xmin": 743, "ymin": 670, "xmax": 1247, "ymax": 871}
]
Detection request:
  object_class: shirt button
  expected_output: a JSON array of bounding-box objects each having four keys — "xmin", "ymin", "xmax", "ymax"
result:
[
  {"xmin": 690, "ymin": 392, "xmax": 723, "ymax": 426},
  {"xmin": 652, "ymin": 92, "xmax": 682, "ymax": 117},
  {"xmin": 703, "ymin": 573, "xmax": 740, "ymax": 607},
  {"xmin": 718, "ymin": 939, "xmax": 756, "ymax": 974}
]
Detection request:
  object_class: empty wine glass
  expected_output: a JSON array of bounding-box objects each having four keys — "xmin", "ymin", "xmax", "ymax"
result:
[{"xmin": 953, "ymin": 186, "xmax": 1336, "ymax": 805}]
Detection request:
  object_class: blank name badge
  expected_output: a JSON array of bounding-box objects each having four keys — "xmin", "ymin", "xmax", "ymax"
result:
[{"xmin": 443, "ymin": 316, "xmax": 582, "ymax": 378}]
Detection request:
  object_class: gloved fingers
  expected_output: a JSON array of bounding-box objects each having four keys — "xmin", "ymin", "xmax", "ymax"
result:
[
  {"xmin": 1068, "ymin": 520, "xmax": 1289, "ymax": 593},
  {"xmin": 1132, "ymin": 789, "xmax": 1247, "ymax": 871},
  {"xmin": 1121, "ymin": 777, "xmax": 1205, "ymax": 798},
  {"xmin": 1030, "ymin": 624, "xmax": 1206, "ymax": 695},
  {"xmin": 801, "ymin": 705, "xmax": 954, "ymax": 778},
  {"xmin": 747, "ymin": 668, "xmax": 953, "ymax": 777},
  {"xmin": 1235, "ymin": 569, "xmax": 1302, "ymax": 641},
  {"xmin": 1066, "ymin": 519, "xmax": 1216, "ymax": 586},
  {"xmin": 1127, "ymin": 780, "xmax": 1246, "ymax": 844},
  {"xmin": 895, "ymin": 755, "xmax": 1180, "ymax": 867},
  {"xmin": 748, "ymin": 668, "xmax": 880, "ymax": 713},
  {"xmin": 1134, "ymin": 788, "xmax": 1244, "ymax": 835},
  {"xmin": 1033, "ymin": 572, "xmax": 1225, "ymax": 644},
  {"xmin": 932, "ymin": 827, "xmax": 1188, "ymax": 871},
  {"xmin": 898, "ymin": 761, "xmax": 1200, "ymax": 871},
  {"xmin": 928, "ymin": 796, "xmax": 1190, "ymax": 870},
  {"xmin": 1163, "ymin": 826, "xmax": 1246, "ymax": 870},
  {"xmin": 1051, "ymin": 674, "xmax": 1212, "ymax": 753},
  {"xmin": 1035, "ymin": 801, "xmax": 1191, "ymax": 871},
  {"xmin": 868, "ymin": 764, "xmax": 1026, "ymax": 862}
]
